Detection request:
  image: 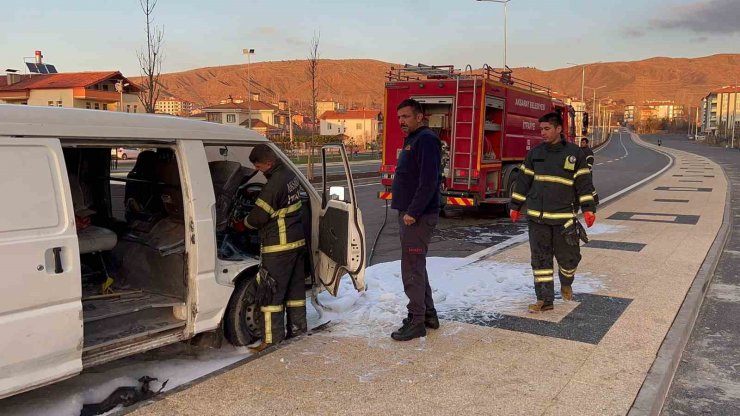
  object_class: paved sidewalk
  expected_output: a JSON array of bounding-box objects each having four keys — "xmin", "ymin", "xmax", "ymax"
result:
[
  {"xmin": 128, "ymin": 134, "xmax": 728, "ymax": 416},
  {"xmin": 640, "ymin": 135, "xmax": 740, "ymax": 415}
]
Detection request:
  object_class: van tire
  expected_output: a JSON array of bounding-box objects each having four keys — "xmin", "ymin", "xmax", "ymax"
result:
[
  {"xmin": 223, "ymin": 274, "xmax": 262, "ymax": 346},
  {"xmin": 121, "ymin": 153, "xmax": 128, "ymax": 160}
]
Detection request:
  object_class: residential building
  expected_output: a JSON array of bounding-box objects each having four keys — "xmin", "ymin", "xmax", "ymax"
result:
[
  {"xmin": 639, "ymin": 101, "xmax": 684, "ymax": 122},
  {"xmin": 203, "ymin": 96, "xmax": 281, "ymax": 137},
  {"xmin": 624, "ymin": 105, "xmax": 636, "ymax": 123},
  {"xmin": 316, "ymin": 100, "xmax": 344, "ymax": 118},
  {"xmin": 319, "ymin": 109, "xmax": 381, "ymax": 149},
  {"xmin": 155, "ymin": 96, "xmax": 195, "ymax": 116},
  {"xmin": 701, "ymin": 85, "xmax": 740, "ymax": 137},
  {"xmin": 0, "ymin": 71, "xmax": 141, "ymax": 111}
]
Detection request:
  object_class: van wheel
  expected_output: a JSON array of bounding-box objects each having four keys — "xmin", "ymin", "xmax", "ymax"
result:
[
  {"xmin": 224, "ymin": 275, "xmax": 262, "ymax": 346},
  {"xmin": 121, "ymin": 153, "xmax": 128, "ymax": 160}
]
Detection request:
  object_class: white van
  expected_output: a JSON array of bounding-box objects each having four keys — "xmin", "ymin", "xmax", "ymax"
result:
[{"xmin": 0, "ymin": 105, "xmax": 366, "ymax": 399}]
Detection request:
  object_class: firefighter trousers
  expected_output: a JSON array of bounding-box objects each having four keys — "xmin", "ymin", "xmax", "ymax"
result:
[
  {"xmin": 398, "ymin": 212, "xmax": 437, "ymax": 324},
  {"xmin": 259, "ymin": 248, "xmax": 308, "ymax": 345},
  {"xmin": 527, "ymin": 220, "xmax": 582, "ymax": 304}
]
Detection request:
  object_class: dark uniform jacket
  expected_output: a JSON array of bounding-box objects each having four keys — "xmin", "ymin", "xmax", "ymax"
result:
[
  {"xmin": 245, "ymin": 160, "xmax": 305, "ymax": 255},
  {"xmin": 391, "ymin": 126, "xmax": 442, "ymax": 219},
  {"xmin": 580, "ymin": 146, "xmax": 595, "ymax": 171},
  {"xmin": 510, "ymin": 138, "xmax": 596, "ymax": 225}
]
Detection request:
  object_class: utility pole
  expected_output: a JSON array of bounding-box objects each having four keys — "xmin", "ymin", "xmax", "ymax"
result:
[
  {"xmin": 476, "ymin": 0, "xmax": 511, "ymax": 70},
  {"xmin": 242, "ymin": 48, "xmax": 255, "ymax": 129},
  {"xmin": 585, "ymin": 85, "xmax": 606, "ymax": 143}
]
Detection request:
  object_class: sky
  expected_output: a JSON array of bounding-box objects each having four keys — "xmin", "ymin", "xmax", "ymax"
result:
[{"xmin": 2, "ymin": 0, "xmax": 739, "ymax": 76}]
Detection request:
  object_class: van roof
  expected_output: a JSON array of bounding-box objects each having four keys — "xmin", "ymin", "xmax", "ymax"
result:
[{"xmin": 0, "ymin": 105, "xmax": 269, "ymax": 143}]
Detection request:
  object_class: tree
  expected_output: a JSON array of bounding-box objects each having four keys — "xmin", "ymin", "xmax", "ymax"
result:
[
  {"xmin": 306, "ymin": 31, "xmax": 320, "ymax": 180},
  {"xmin": 137, "ymin": 0, "xmax": 164, "ymax": 113}
]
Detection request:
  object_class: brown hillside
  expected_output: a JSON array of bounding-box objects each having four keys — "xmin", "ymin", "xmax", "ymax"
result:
[{"xmin": 148, "ymin": 54, "xmax": 739, "ymax": 113}]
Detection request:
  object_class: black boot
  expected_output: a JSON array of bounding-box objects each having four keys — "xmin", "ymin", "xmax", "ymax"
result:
[
  {"xmin": 402, "ymin": 310, "xmax": 440, "ymax": 329},
  {"xmin": 391, "ymin": 321, "xmax": 426, "ymax": 341},
  {"xmin": 250, "ymin": 305, "xmax": 285, "ymax": 352}
]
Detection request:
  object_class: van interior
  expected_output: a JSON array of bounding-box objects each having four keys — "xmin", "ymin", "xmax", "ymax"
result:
[{"xmin": 62, "ymin": 143, "xmax": 313, "ymax": 357}]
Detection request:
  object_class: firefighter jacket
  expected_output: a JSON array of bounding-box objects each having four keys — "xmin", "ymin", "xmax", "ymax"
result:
[
  {"xmin": 391, "ymin": 126, "xmax": 442, "ymax": 219},
  {"xmin": 580, "ymin": 146, "xmax": 595, "ymax": 171},
  {"xmin": 244, "ymin": 160, "xmax": 305, "ymax": 255},
  {"xmin": 510, "ymin": 138, "xmax": 596, "ymax": 225}
]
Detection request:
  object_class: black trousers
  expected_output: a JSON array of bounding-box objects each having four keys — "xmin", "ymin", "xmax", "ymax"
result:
[
  {"xmin": 259, "ymin": 248, "xmax": 307, "ymax": 344},
  {"xmin": 398, "ymin": 212, "xmax": 437, "ymax": 324},
  {"xmin": 527, "ymin": 220, "xmax": 582, "ymax": 304}
]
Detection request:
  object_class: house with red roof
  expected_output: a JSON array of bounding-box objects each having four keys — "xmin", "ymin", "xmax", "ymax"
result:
[
  {"xmin": 202, "ymin": 95, "xmax": 283, "ymax": 137},
  {"xmin": 0, "ymin": 71, "xmax": 141, "ymax": 112}
]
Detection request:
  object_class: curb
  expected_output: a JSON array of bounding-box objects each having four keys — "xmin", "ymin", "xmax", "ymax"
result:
[{"xmin": 627, "ymin": 144, "xmax": 734, "ymax": 415}]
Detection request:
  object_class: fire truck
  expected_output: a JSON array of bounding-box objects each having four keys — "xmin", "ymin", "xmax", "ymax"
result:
[{"xmin": 378, "ymin": 64, "xmax": 580, "ymax": 212}]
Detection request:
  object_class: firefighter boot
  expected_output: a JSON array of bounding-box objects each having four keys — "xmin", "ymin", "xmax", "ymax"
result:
[
  {"xmin": 391, "ymin": 320, "xmax": 426, "ymax": 341},
  {"xmin": 402, "ymin": 310, "xmax": 440, "ymax": 329},
  {"xmin": 561, "ymin": 285, "xmax": 573, "ymax": 301},
  {"xmin": 528, "ymin": 300, "xmax": 554, "ymax": 313},
  {"xmin": 249, "ymin": 305, "xmax": 285, "ymax": 353},
  {"xmin": 285, "ymin": 300, "xmax": 307, "ymax": 339}
]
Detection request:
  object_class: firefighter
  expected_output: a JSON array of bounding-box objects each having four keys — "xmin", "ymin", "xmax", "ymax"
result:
[
  {"xmin": 510, "ymin": 112, "xmax": 597, "ymax": 312},
  {"xmin": 579, "ymin": 137, "xmax": 599, "ymax": 205},
  {"xmin": 390, "ymin": 98, "xmax": 442, "ymax": 341},
  {"xmin": 241, "ymin": 144, "xmax": 307, "ymax": 352}
]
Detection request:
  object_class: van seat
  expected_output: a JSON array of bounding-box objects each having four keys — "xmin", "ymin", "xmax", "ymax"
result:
[{"xmin": 78, "ymin": 225, "xmax": 118, "ymax": 254}]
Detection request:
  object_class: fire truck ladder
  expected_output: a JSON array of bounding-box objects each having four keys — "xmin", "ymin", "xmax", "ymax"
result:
[{"xmin": 450, "ymin": 77, "xmax": 478, "ymax": 189}]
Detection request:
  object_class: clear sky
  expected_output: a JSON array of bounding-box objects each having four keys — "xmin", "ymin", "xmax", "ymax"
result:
[{"xmin": 2, "ymin": 0, "xmax": 738, "ymax": 76}]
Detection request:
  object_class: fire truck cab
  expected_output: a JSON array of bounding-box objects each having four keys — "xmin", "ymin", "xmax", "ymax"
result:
[{"xmin": 379, "ymin": 64, "xmax": 577, "ymax": 211}]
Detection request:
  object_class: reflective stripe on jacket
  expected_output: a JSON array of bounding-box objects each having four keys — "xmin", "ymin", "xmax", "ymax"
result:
[{"xmin": 510, "ymin": 138, "xmax": 596, "ymax": 225}]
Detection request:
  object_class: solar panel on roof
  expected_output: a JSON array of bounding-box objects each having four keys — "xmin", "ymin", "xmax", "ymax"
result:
[
  {"xmin": 26, "ymin": 62, "xmax": 39, "ymax": 73},
  {"xmin": 45, "ymin": 64, "xmax": 58, "ymax": 73},
  {"xmin": 37, "ymin": 64, "xmax": 49, "ymax": 74}
]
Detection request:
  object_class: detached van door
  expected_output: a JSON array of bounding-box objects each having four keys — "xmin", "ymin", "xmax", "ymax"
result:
[
  {"xmin": 0, "ymin": 137, "xmax": 83, "ymax": 399},
  {"xmin": 313, "ymin": 144, "xmax": 366, "ymax": 296}
]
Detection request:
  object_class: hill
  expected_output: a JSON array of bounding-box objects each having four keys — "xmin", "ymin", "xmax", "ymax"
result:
[{"xmin": 149, "ymin": 54, "xmax": 740, "ymax": 112}]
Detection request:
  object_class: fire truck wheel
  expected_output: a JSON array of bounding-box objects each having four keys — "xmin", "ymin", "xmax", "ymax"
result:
[{"xmin": 224, "ymin": 273, "xmax": 262, "ymax": 346}]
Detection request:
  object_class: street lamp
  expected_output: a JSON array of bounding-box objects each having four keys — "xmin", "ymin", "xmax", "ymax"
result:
[
  {"xmin": 242, "ymin": 48, "xmax": 255, "ymax": 129},
  {"xmin": 585, "ymin": 85, "xmax": 607, "ymax": 142},
  {"xmin": 477, "ymin": 0, "xmax": 511, "ymax": 70},
  {"xmin": 115, "ymin": 80, "xmax": 129, "ymax": 112},
  {"xmin": 566, "ymin": 61, "xmax": 600, "ymax": 102}
]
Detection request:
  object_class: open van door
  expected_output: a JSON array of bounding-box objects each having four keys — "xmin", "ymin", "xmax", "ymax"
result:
[
  {"xmin": 313, "ymin": 144, "xmax": 366, "ymax": 296},
  {"xmin": 0, "ymin": 137, "xmax": 83, "ymax": 398}
]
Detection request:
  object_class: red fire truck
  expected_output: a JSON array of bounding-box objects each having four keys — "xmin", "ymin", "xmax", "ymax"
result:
[{"xmin": 378, "ymin": 64, "xmax": 579, "ymax": 212}]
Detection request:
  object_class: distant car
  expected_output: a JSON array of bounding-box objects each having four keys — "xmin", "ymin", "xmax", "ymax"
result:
[{"xmin": 111, "ymin": 147, "xmax": 141, "ymax": 160}]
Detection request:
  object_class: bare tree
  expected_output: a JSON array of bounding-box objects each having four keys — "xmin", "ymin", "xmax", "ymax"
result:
[
  {"xmin": 137, "ymin": 0, "xmax": 164, "ymax": 113},
  {"xmin": 306, "ymin": 31, "xmax": 320, "ymax": 180}
]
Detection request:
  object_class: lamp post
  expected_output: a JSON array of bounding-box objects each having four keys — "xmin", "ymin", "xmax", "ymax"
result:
[
  {"xmin": 585, "ymin": 85, "xmax": 606, "ymax": 141},
  {"xmin": 242, "ymin": 48, "xmax": 255, "ymax": 129},
  {"xmin": 115, "ymin": 80, "xmax": 129, "ymax": 112},
  {"xmin": 476, "ymin": 0, "xmax": 511, "ymax": 70}
]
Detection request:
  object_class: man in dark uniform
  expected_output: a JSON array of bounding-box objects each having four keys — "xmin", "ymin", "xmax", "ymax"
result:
[
  {"xmin": 242, "ymin": 144, "xmax": 307, "ymax": 352},
  {"xmin": 509, "ymin": 113, "xmax": 597, "ymax": 312},
  {"xmin": 580, "ymin": 137, "xmax": 599, "ymax": 205},
  {"xmin": 579, "ymin": 138, "xmax": 595, "ymax": 170},
  {"xmin": 390, "ymin": 98, "xmax": 442, "ymax": 341}
]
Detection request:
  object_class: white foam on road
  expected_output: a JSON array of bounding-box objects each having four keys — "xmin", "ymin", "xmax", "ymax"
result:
[{"xmin": 313, "ymin": 257, "xmax": 605, "ymax": 341}]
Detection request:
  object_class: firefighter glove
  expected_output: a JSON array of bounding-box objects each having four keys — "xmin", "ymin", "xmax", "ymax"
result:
[
  {"xmin": 584, "ymin": 211, "xmax": 596, "ymax": 228},
  {"xmin": 256, "ymin": 267, "xmax": 278, "ymax": 306},
  {"xmin": 510, "ymin": 210, "xmax": 520, "ymax": 223}
]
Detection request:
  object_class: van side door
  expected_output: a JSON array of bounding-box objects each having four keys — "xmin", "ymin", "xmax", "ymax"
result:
[
  {"xmin": 0, "ymin": 137, "xmax": 83, "ymax": 399},
  {"xmin": 313, "ymin": 144, "xmax": 366, "ymax": 296}
]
